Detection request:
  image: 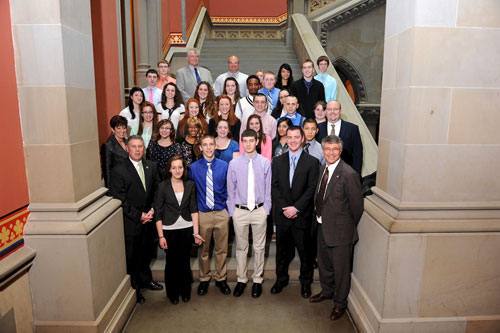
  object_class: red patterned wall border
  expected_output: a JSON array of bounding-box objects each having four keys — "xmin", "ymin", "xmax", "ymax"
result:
[
  {"xmin": 0, "ymin": 207, "xmax": 29, "ymax": 260},
  {"xmin": 211, "ymin": 12, "xmax": 287, "ymax": 26}
]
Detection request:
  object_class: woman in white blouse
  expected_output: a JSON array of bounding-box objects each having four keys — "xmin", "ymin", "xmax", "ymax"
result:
[
  {"xmin": 119, "ymin": 87, "xmax": 144, "ymax": 134},
  {"xmin": 156, "ymin": 82, "xmax": 185, "ymax": 129}
]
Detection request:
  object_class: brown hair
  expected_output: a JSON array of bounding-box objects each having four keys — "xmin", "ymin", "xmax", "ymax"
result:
[
  {"xmin": 246, "ymin": 114, "xmax": 266, "ymax": 145},
  {"xmin": 164, "ymin": 155, "xmax": 188, "ymax": 180},
  {"xmin": 137, "ymin": 101, "xmax": 159, "ymax": 137},
  {"xmin": 155, "ymin": 119, "xmax": 176, "ymax": 141},
  {"xmin": 194, "ymin": 81, "xmax": 217, "ymax": 119}
]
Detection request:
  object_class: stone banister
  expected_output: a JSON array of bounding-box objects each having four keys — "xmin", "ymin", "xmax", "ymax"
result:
[{"xmin": 292, "ymin": 13, "xmax": 377, "ymax": 176}]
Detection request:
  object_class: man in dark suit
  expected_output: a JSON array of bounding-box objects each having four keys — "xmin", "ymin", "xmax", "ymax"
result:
[
  {"xmin": 310, "ymin": 135, "xmax": 363, "ymax": 321},
  {"xmin": 317, "ymin": 100, "xmax": 363, "ymax": 175},
  {"xmin": 109, "ymin": 135, "xmax": 162, "ymax": 304},
  {"xmin": 176, "ymin": 48, "xmax": 213, "ymax": 102},
  {"xmin": 271, "ymin": 126, "xmax": 319, "ymax": 298},
  {"xmin": 290, "ymin": 59, "xmax": 325, "ymax": 119}
]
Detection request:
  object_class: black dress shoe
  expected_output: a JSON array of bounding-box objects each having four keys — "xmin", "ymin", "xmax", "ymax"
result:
[
  {"xmin": 169, "ymin": 297, "xmax": 179, "ymax": 305},
  {"xmin": 215, "ymin": 280, "xmax": 231, "ymax": 295},
  {"xmin": 309, "ymin": 293, "xmax": 331, "ymax": 303},
  {"xmin": 197, "ymin": 281, "xmax": 209, "ymax": 296},
  {"xmin": 301, "ymin": 283, "xmax": 312, "ymax": 298},
  {"xmin": 330, "ymin": 306, "xmax": 346, "ymax": 320},
  {"xmin": 136, "ymin": 290, "xmax": 146, "ymax": 304},
  {"xmin": 181, "ymin": 295, "xmax": 191, "ymax": 303},
  {"xmin": 270, "ymin": 281, "xmax": 288, "ymax": 294},
  {"xmin": 233, "ymin": 282, "xmax": 247, "ymax": 297},
  {"xmin": 145, "ymin": 281, "xmax": 164, "ymax": 291},
  {"xmin": 252, "ymin": 283, "xmax": 262, "ymax": 298}
]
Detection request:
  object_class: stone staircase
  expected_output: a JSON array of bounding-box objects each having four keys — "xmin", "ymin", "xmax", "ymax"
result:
[
  {"xmin": 151, "ymin": 239, "xmax": 319, "ymax": 282},
  {"xmin": 199, "ymin": 40, "xmax": 302, "ymax": 79}
]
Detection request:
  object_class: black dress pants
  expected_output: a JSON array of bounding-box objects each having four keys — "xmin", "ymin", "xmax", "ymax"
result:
[
  {"xmin": 275, "ymin": 223, "xmax": 313, "ymax": 284},
  {"xmin": 125, "ymin": 223, "xmax": 153, "ymax": 289},
  {"xmin": 164, "ymin": 226, "xmax": 194, "ymax": 301}
]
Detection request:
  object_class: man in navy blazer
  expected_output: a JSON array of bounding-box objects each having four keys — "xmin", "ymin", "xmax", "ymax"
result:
[
  {"xmin": 317, "ymin": 100, "xmax": 363, "ymax": 175},
  {"xmin": 109, "ymin": 135, "xmax": 162, "ymax": 303}
]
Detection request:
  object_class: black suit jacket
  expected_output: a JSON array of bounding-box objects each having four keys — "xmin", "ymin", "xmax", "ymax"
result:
[
  {"xmin": 109, "ymin": 158, "xmax": 160, "ymax": 237},
  {"xmin": 318, "ymin": 120, "xmax": 363, "ymax": 175},
  {"xmin": 290, "ymin": 77, "xmax": 325, "ymax": 119},
  {"xmin": 272, "ymin": 151, "xmax": 319, "ymax": 228},
  {"xmin": 314, "ymin": 160, "xmax": 363, "ymax": 246},
  {"xmin": 154, "ymin": 178, "xmax": 198, "ymax": 226},
  {"xmin": 100, "ymin": 135, "xmax": 128, "ymax": 188}
]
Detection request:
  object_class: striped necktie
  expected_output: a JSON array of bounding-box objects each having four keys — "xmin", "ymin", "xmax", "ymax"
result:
[
  {"xmin": 206, "ymin": 162, "xmax": 215, "ymax": 210},
  {"xmin": 267, "ymin": 90, "xmax": 273, "ymax": 109}
]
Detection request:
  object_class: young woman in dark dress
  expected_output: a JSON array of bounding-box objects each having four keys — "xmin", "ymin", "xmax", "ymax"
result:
[{"xmin": 146, "ymin": 119, "xmax": 182, "ymax": 179}]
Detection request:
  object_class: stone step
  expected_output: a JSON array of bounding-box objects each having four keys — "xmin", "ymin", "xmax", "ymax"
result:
[
  {"xmin": 151, "ymin": 241, "xmax": 320, "ymax": 282},
  {"xmin": 199, "ymin": 39, "xmax": 302, "ymax": 79}
]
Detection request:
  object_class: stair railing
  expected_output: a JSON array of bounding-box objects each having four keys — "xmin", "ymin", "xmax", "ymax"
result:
[{"xmin": 291, "ymin": 13, "xmax": 377, "ymax": 177}]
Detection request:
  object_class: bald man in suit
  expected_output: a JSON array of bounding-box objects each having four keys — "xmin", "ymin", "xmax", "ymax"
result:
[{"xmin": 310, "ymin": 135, "xmax": 363, "ymax": 321}]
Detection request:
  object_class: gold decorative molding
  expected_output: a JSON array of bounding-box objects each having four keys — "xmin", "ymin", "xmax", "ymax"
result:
[
  {"xmin": 0, "ymin": 207, "xmax": 29, "ymax": 260},
  {"xmin": 211, "ymin": 28, "xmax": 286, "ymax": 40},
  {"xmin": 211, "ymin": 13, "xmax": 287, "ymax": 26}
]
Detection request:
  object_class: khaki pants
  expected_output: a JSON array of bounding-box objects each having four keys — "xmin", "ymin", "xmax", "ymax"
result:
[
  {"xmin": 198, "ymin": 209, "xmax": 230, "ymax": 281},
  {"xmin": 233, "ymin": 206, "xmax": 267, "ymax": 283}
]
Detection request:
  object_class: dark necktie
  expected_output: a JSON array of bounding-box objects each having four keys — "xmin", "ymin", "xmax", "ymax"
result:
[
  {"xmin": 315, "ymin": 167, "xmax": 329, "ymax": 218},
  {"xmin": 194, "ymin": 67, "xmax": 201, "ymax": 84}
]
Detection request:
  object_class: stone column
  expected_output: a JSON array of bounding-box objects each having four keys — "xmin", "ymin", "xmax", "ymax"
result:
[
  {"xmin": 133, "ymin": 0, "xmax": 151, "ymax": 87},
  {"xmin": 10, "ymin": 1, "xmax": 135, "ymax": 331},
  {"xmin": 350, "ymin": 1, "xmax": 500, "ymax": 332}
]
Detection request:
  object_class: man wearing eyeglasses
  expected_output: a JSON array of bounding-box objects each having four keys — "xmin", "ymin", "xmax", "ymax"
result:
[
  {"xmin": 317, "ymin": 100, "xmax": 363, "ymax": 175},
  {"xmin": 310, "ymin": 134, "xmax": 363, "ymax": 321}
]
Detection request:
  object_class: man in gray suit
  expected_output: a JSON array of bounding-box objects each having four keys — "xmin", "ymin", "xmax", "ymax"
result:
[
  {"xmin": 310, "ymin": 135, "xmax": 363, "ymax": 321},
  {"xmin": 176, "ymin": 48, "xmax": 213, "ymax": 102}
]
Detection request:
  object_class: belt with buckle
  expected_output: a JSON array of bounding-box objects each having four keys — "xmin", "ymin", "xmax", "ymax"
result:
[{"xmin": 235, "ymin": 203, "xmax": 263, "ymax": 211}]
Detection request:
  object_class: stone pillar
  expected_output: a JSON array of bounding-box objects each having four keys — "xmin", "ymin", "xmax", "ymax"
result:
[
  {"xmin": 134, "ymin": 0, "xmax": 151, "ymax": 87},
  {"xmin": 10, "ymin": 1, "xmax": 135, "ymax": 331},
  {"xmin": 350, "ymin": 1, "xmax": 500, "ymax": 332}
]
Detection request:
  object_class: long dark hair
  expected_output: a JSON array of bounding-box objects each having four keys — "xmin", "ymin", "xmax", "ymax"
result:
[
  {"xmin": 160, "ymin": 82, "xmax": 183, "ymax": 110},
  {"xmin": 194, "ymin": 81, "xmax": 217, "ymax": 119},
  {"xmin": 276, "ymin": 117, "xmax": 293, "ymax": 139},
  {"xmin": 128, "ymin": 87, "xmax": 145, "ymax": 119},
  {"xmin": 222, "ymin": 77, "xmax": 241, "ymax": 104},
  {"xmin": 276, "ymin": 63, "xmax": 294, "ymax": 89}
]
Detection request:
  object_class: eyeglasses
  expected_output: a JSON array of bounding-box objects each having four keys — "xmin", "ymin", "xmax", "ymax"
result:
[
  {"xmin": 160, "ymin": 127, "xmax": 173, "ymax": 131},
  {"xmin": 142, "ymin": 111, "xmax": 154, "ymax": 114}
]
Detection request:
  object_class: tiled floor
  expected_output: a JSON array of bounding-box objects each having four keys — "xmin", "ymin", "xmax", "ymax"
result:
[{"xmin": 123, "ymin": 282, "xmax": 357, "ymax": 332}]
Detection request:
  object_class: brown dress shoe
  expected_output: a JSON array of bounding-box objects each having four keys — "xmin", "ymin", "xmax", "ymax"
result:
[
  {"xmin": 330, "ymin": 306, "xmax": 346, "ymax": 320},
  {"xmin": 309, "ymin": 293, "xmax": 331, "ymax": 303}
]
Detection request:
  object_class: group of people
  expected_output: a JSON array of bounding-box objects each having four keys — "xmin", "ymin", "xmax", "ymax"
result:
[{"xmin": 101, "ymin": 48, "xmax": 364, "ymax": 322}]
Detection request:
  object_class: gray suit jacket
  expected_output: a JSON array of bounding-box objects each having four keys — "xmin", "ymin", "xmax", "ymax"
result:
[
  {"xmin": 176, "ymin": 66, "xmax": 213, "ymax": 102},
  {"xmin": 315, "ymin": 160, "xmax": 363, "ymax": 247}
]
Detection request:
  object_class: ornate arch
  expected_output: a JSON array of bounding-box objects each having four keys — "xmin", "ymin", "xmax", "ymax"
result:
[{"xmin": 333, "ymin": 57, "xmax": 367, "ymax": 103}]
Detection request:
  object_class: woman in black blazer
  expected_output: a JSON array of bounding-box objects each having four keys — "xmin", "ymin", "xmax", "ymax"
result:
[
  {"xmin": 154, "ymin": 156, "xmax": 204, "ymax": 304},
  {"xmin": 100, "ymin": 115, "xmax": 129, "ymax": 188}
]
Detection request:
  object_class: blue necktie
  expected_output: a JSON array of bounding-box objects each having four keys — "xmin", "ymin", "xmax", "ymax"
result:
[
  {"xmin": 289, "ymin": 155, "xmax": 296, "ymax": 187},
  {"xmin": 195, "ymin": 67, "xmax": 201, "ymax": 84}
]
